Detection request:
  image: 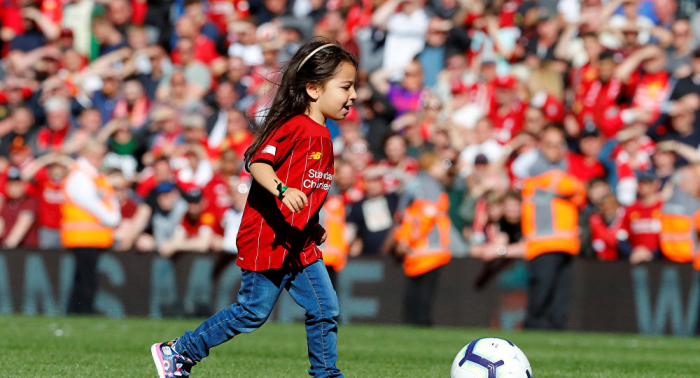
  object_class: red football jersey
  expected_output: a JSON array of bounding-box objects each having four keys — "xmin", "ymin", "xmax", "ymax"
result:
[
  {"xmin": 27, "ymin": 167, "xmax": 64, "ymax": 229},
  {"xmin": 489, "ymin": 101, "xmax": 525, "ymax": 144},
  {"xmin": 620, "ymin": 200, "xmax": 662, "ymax": 252},
  {"xmin": 236, "ymin": 115, "xmax": 334, "ymax": 271},
  {"xmin": 566, "ymin": 153, "xmax": 605, "ymax": 184}
]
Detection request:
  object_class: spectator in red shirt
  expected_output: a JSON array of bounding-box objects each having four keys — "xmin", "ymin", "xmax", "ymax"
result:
[
  {"xmin": 215, "ymin": 108, "xmax": 254, "ymax": 159},
  {"xmin": 172, "ymin": 14, "xmax": 220, "ymax": 65},
  {"xmin": 21, "ymin": 152, "xmax": 72, "ymax": 250},
  {"xmin": 489, "ymin": 76, "xmax": 524, "ymax": 144},
  {"xmin": 0, "ymin": 76, "xmax": 35, "ymax": 111},
  {"xmin": 589, "ymin": 193, "xmax": 626, "ymax": 261},
  {"xmin": 112, "ymin": 76, "xmax": 151, "ymax": 130},
  {"xmin": 615, "ymin": 45, "xmax": 671, "ymax": 124},
  {"xmin": 619, "ymin": 170, "xmax": 662, "ymax": 265},
  {"xmin": 332, "ymin": 160, "xmax": 364, "ymax": 205},
  {"xmin": 135, "ymin": 157, "xmax": 175, "ymax": 198},
  {"xmin": 567, "ymin": 124, "xmax": 606, "ymax": 184},
  {"xmin": 0, "ymin": 0, "xmax": 24, "ymax": 56},
  {"xmin": 0, "ymin": 167, "xmax": 39, "ymax": 249},
  {"xmin": 158, "ymin": 189, "xmax": 222, "ymax": 256},
  {"xmin": 109, "ymin": 170, "xmax": 140, "ymax": 250},
  {"xmin": 202, "ymin": 149, "xmax": 242, "ymax": 217},
  {"xmin": 378, "ymin": 133, "xmax": 419, "ymax": 193},
  {"xmin": 35, "ymin": 97, "xmax": 71, "ymax": 155}
]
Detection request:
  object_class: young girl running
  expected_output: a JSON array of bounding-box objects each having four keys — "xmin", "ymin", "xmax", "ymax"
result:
[{"xmin": 151, "ymin": 39, "xmax": 357, "ymax": 378}]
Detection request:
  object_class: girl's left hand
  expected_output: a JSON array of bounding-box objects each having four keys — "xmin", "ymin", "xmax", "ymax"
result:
[{"xmin": 313, "ymin": 224, "xmax": 327, "ymax": 246}]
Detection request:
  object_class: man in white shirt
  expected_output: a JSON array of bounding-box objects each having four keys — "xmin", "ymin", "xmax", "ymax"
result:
[
  {"xmin": 458, "ymin": 118, "xmax": 504, "ymax": 176},
  {"xmin": 373, "ymin": 0, "xmax": 429, "ymax": 72}
]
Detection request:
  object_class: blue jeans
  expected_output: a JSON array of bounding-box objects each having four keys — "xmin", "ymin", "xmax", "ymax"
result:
[{"xmin": 176, "ymin": 259, "xmax": 342, "ymax": 378}]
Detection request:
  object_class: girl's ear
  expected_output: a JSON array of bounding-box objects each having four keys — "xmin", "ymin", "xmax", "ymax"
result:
[{"xmin": 306, "ymin": 83, "xmax": 320, "ymax": 101}]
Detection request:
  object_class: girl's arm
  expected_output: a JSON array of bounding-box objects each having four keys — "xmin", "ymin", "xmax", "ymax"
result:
[{"xmin": 249, "ymin": 162, "xmax": 308, "ymax": 213}]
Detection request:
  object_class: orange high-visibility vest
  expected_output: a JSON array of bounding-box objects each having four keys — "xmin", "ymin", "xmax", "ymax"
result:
[
  {"xmin": 659, "ymin": 189, "xmax": 700, "ymax": 270},
  {"xmin": 320, "ymin": 196, "xmax": 349, "ymax": 272},
  {"xmin": 395, "ymin": 192, "xmax": 451, "ymax": 277},
  {"xmin": 60, "ymin": 162, "xmax": 116, "ymax": 249},
  {"xmin": 521, "ymin": 169, "xmax": 585, "ymax": 260}
]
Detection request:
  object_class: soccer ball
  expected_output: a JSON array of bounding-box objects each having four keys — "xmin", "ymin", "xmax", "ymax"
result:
[{"xmin": 450, "ymin": 337, "xmax": 532, "ymax": 378}]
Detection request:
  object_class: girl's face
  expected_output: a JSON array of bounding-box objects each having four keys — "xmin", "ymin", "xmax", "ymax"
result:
[{"xmin": 313, "ymin": 62, "xmax": 357, "ymax": 121}]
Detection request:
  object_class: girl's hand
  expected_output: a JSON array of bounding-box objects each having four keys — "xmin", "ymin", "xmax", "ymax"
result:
[
  {"xmin": 281, "ymin": 188, "xmax": 308, "ymax": 213},
  {"xmin": 313, "ymin": 224, "xmax": 327, "ymax": 245}
]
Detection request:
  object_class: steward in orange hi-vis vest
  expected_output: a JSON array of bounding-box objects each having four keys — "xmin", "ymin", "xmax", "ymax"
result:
[
  {"xmin": 395, "ymin": 172, "xmax": 452, "ymax": 278},
  {"xmin": 319, "ymin": 195, "xmax": 350, "ymax": 272},
  {"xmin": 659, "ymin": 188, "xmax": 700, "ymax": 270},
  {"xmin": 521, "ymin": 162, "xmax": 586, "ymax": 261},
  {"xmin": 61, "ymin": 159, "xmax": 119, "ymax": 248}
]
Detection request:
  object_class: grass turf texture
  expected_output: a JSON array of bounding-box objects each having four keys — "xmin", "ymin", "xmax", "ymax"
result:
[{"xmin": 2, "ymin": 315, "xmax": 699, "ymax": 377}]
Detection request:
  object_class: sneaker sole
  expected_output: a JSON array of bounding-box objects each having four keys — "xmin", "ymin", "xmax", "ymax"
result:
[{"xmin": 151, "ymin": 343, "xmax": 166, "ymax": 378}]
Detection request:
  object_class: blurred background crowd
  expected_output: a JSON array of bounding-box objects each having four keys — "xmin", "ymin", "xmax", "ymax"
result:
[{"xmin": 1, "ymin": 0, "xmax": 700, "ymax": 270}]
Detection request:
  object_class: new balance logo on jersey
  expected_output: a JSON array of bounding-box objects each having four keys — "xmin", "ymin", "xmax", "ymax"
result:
[{"xmin": 308, "ymin": 152, "xmax": 322, "ymax": 160}]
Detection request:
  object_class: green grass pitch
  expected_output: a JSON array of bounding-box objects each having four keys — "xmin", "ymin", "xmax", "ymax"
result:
[{"xmin": 2, "ymin": 315, "xmax": 699, "ymax": 377}]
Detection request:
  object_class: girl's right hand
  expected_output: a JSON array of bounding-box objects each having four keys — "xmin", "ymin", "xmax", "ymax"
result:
[{"xmin": 281, "ymin": 188, "xmax": 308, "ymax": 213}]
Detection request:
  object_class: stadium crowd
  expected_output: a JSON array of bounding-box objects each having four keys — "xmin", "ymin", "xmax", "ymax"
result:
[{"xmin": 2, "ymin": 0, "xmax": 700, "ymax": 325}]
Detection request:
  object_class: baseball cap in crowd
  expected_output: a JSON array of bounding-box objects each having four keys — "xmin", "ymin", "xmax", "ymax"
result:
[
  {"xmin": 6, "ymin": 166, "xmax": 21, "ymax": 181},
  {"xmin": 474, "ymin": 153, "xmax": 489, "ymax": 165},
  {"xmin": 515, "ymin": 1, "xmax": 538, "ymax": 25},
  {"xmin": 580, "ymin": 122, "xmax": 600, "ymax": 138},
  {"xmin": 153, "ymin": 181, "xmax": 178, "ymax": 196},
  {"xmin": 636, "ymin": 170, "xmax": 657, "ymax": 182},
  {"xmin": 60, "ymin": 28, "xmax": 74, "ymax": 39},
  {"xmin": 538, "ymin": 7, "xmax": 557, "ymax": 22},
  {"xmin": 494, "ymin": 76, "xmax": 516, "ymax": 89},
  {"xmin": 183, "ymin": 189, "xmax": 203, "ymax": 203}
]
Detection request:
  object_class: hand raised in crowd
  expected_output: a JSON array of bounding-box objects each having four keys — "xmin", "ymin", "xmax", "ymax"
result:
[
  {"xmin": 280, "ymin": 187, "xmax": 308, "ymax": 213},
  {"xmin": 20, "ymin": 7, "xmax": 42, "ymax": 21},
  {"xmin": 656, "ymin": 140, "xmax": 677, "ymax": 152}
]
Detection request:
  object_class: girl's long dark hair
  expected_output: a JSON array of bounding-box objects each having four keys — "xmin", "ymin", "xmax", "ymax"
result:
[{"xmin": 243, "ymin": 38, "xmax": 358, "ymax": 168}]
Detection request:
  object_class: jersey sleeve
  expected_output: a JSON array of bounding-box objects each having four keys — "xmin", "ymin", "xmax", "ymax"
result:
[{"xmin": 249, "ymin": 124, "xmax": 294, "ymax": 169}]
